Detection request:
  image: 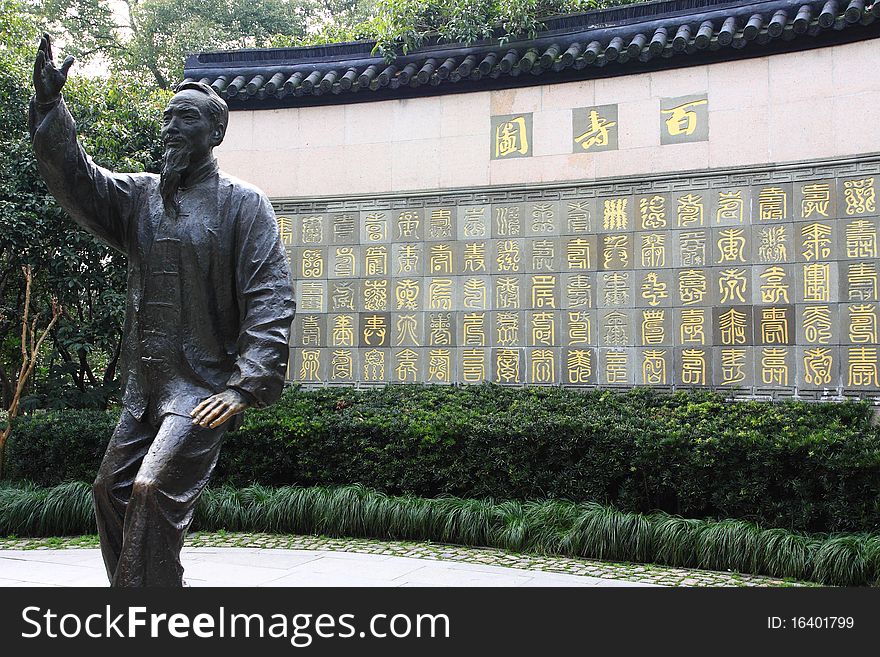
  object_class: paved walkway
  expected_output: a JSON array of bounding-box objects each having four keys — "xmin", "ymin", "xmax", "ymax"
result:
[{"xmin": 0, "ymin": 533, "xmax": 811, "ymax": 587}]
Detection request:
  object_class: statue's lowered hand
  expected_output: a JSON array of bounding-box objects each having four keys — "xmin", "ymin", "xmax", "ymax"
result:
[
  {"xmin": 191, "ymin": 389, "xmax": 250, "ymax": 429},
  {"xmin": 33, "ymin": 33, "xmax": 74, "ymax": 106}
]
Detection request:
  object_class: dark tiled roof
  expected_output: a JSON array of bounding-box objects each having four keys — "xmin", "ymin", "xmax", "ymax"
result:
[{"xmin": 183, "ymin": 0, "xmax": 880, "ymax": 108}]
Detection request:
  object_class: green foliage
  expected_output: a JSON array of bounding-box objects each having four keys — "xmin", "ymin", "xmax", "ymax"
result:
[
  {"xmin": 4, "ymin": 480, "xmax": 880, "ymax": 585},
  {"xmin": 7, "ymin": 386, "xmax": 880, "ymax": 533}
]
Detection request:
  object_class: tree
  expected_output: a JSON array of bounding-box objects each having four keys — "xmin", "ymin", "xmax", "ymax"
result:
[{"xmin": 1, "ymin": 0, "xmax": 167, "ymax": 411}]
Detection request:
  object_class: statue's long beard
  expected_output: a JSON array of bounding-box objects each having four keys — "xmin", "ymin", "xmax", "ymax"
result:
[{"xmin": 159, "ymin": 143, "xmax": 192, "ymax": 217}]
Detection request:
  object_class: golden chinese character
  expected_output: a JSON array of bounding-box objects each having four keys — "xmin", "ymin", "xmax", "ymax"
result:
[
  {"xmin": 532, "ymin": 275, "xmax": 557, "ymax": 309},
  {"xmin": 846, "ymin": 220, "xmax": 878, "ymax": 258},
  {"xmin": 429, "ymin": 279, "xmax": 453, "ymax": 310},
  {"xmin": 605, "ymin": 350, "xmax": 629, "ymax": 383},
  {"xmin": 641, "ymin": 310, "xmax": 666, "ymax": 345},
  {"xmin": 299, "ymin": 349, "xmax": 320, "ymax": 381},
  {"xmin": 641, "ymin": 234, "xmax": 666, "ymax": 268},
  {"xmin": 849, "ymin": 304, "xmax": 878, "ymax": 344},
  {"xmin": 848, "ymin": 262, "xmax": 878, "ymax": 301},
  {"xmin": 566, "ymin": 349, "xmax": 593, "ymax": 383},
  {"xmin": 679, "ymin": 231, "xmax": 706, "ymax": 266},
  {"xmin": 680, "ymin": 349, "xmax": 706, "ymax": 385},
  {"xmin": 301, "ymin": 315, "xmax": 321, "ymax": 346},
  {"xmin": 679, "ymin": 309, "xmax": 705, "ymax": 345},
  {"xmin": 463, "ymin": 313, "xmax": 487, "ymax": 346},
  {"xmin": 495, "ymin": 349, "xmax": 521, "ymax": 383},
  {"xmin": 718, "ymin": 307, "xmax": 748, "ymax": 345},
  {"xmin": 463, "ymin": 278, "xmax": 487, "ymax": 309},
  {"xmin": 761, "ymin": 348, "xmax": 788, "ymax": 385},
  {"xmin": 395, "ymin": 314, "xmax": 420, "ymax": 346},
  {"xmin": 531, "ymin": 204, "xmax": 555, "ymax": 233},
  {"xmin": 567, "ymin": 311, "xmax": 591, "ymax": 345},
  {"xmin": 602, "ymin": 272, "xmax": 630, "ymax": 307},
  {"xmin": 430, "ymin": 244, "xmax": 453, "ymax": 273},
  {"xmin": 331, "ymin": 350, "xmax": 353, "ymax": 380},
  {"xmin": 639, "ymin": 195, "xmax": 666, "ymax": 229},
  {"xmin": 758, "ymin": 225, "xmax": 787, "ymax": 263},
  {"xmin": 394, "ymin": 348, "xmax": 419, "ymax": 381},
  {"xmin": 661, "ymin": 99, "xmax": 708, "ymax": 136},
  {"xmin": 642, "ymin": 349, "xmax": 667, "ymax": 384},
  {"xmin": 363, "ymin": 349, "xmax": 385, "ymax": 381},
  {"xmin": 496, "ymin": 312, "xmax": 520, "ymax": 347},
  {"xmin": 567, "ymin": 201, "xmax": 591, "ymax": 233},
  {"xmin": 464, "ymin": 242, "xmax": 488, "ymax": 272},
  {"xmin": 496, "ymin": 277, "xmax": 520, "ymax": 309},
  {"xmin": 332, "ymin": 213, "xmax": 355, "ymax": 241},
  {"xmin": 464, "ymin": 207, "xmax": 487, "ymax": 237},
  {"xmin": 428, "ymin": 313, "xmax": 453, "ymax": 346},
  {"xmin": 844, "ymin": 178, "xmax": 876, "ymax": 215},
  {"xmin": 566, "ymin": 238, "xmax": 592, "ymax": 270},
  {"xmin": 677, "ymin": 270, "xmax": 706, "ymax": 307},
  {"xmin": 494, "ymin": 206, "xmax": 521, "ymax": 236},
  {"xmin": 531, "ymin": 312, "xmax": 555, "ymax": 346},
  {"xmin": 603, "ymin": 198, "xmax": 628, "ymax": 231},
  {"xmin": 566, "ymin": 274, "xmax": 593, "ymax": 308},
  {"xmin": 462, "ymin": 349, "xmax": 486, "ymax": 383},
  {"xmin": 497, "ymin": 240, "xmax": 521, "ymax": 272},
  {"xmin": 758, "ymin": 188, "xmax": 787, "ymax": 220},
  {"xmin": 603, "ymin": 234, "xmax": 629, "ymax": 269},
  {"xmin": 801, "ymin": 222, "xmax": 832, "ymax": 261},
  {"xmin": 603, "ymin": 311, "xmax": 629, "ymax": 346},
  {"xmin": 802, "ymin": 305, "xmax": 832, "ymax": 344},
  {"xmin": 364, "ymin": 246, "xmax": 387, "ymax": 276},
  {"xmin": 761, "ymin": 307, "xmax": 789, "ymax": 345},
  {"xmin": 532, "ymin": 240, "xmax": 555, "ymax": 271},
  {"xmin": 718, "ymin": 268, "xmax": 748, "ymax": 304},
  {"xmin": 716, "ymin": 191, "xmax": 744, "ymax": 223},
  {"xmin": 760, "ymin": 266, "xmax": 790, "ymax": 304},
  {"xmin": 397, "ymin": 210, "xmax": 420, "ymax": 239},
  {"xmin": 640, "ymin": 272, "xmax": 668, "ymax": 307},
  {"xmin": 363, "ymin": 279, "xmax": 388, "ymax": 311},
  {"xmin": 495, "ymin": 117, "xmax": 529, "ymax": 158},
  {"xmin": 330, "ymin": 281, "xmax": 354, "ymax": 311},
  {"xmin": 531, "ymin": 349, "xmax": 556, "ymax": 383},
  {"xmin": 427, "ymin": 349, "xmax": 452, "ymax": 383},
  {"xmin": 302, "ymin": 249, "xmax": 324, "ymax": 278},
  {"xmin": 278, "ymin": 215, "xmax": 294, "ymax": 246},
  {"xmin": 334, "ymin": 247, "xmax": 355, "ymax": 277},
  {"xmin": 677, "ymin": 194, "xmax": 704, "ymax": 227},
  {"xmin": 299, "ymin": 282, "xmax": 324, "ymax": 311},
  {"xmin": 331, "ymin": 315, "xmax": 355, "ymax": 346},
  {"xmin": 575, "ymin": 109, "xmax": 617, "ymax": 150},
  {"xmin": 301, "ymin": 216, "xmax": 323, "ymax": 244},
  {"xmin": 803, "ymin": 347, "xmax": 833, "ymax": 385},
  {"xmin": 720, "ymin": 348, "xmax": 747, "ymax": 385},
  {"xmin": 717, "ymin": 228, "xmax": 746, "ymax": 263},
  {"xmin": 803, "ymin": 263, "xmax": 830, "ymax": 302},
  {"xmin": 848, "ymin": 346, "xmax": 879, "ymax": 387},
  {"xmin": 363, "ymin": 212, "xmax": 387, "ymax": 241},
  {"xmin": 429, "ymin": 208, "xmax": 453, "ymax": 239},
  {"xmin": 396, "ymin": 244, "xmax": 419, "ymax": 274},
  {"xmin": 362, "ymin": 314, "xmax": 387, "ymax": 346},
  {"xmin": 801, "ymin": 183, "xmax": 830, "ymax": 218}
]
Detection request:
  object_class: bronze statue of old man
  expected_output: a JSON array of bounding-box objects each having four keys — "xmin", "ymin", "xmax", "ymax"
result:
[{"xmin": 29, "ymin": 34, "xmax": 296, "ymax": 587}]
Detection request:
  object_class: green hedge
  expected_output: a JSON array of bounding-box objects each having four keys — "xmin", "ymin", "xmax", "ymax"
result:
[
  {"xmin": 6, "ymin": 385, "xmax": 880, "ymax": 533},
  {"xmin": 3, "ymin": 482, "xmax": 880, "ymax": 586}
]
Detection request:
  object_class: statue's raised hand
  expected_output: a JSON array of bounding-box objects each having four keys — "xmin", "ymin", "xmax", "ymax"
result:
[{"xmin": 33, "ymin": 33, "xmax": 74, "ymax": 106}]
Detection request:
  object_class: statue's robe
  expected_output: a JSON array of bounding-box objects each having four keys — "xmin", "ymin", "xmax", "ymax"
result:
[{"xmin": 30, "ymin": 97, "xmax": 295, "ymax": 586}]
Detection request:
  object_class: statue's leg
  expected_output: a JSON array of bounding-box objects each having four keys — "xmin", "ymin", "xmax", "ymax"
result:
[
  {"xmin": 110, "ymin": 413, "xmax": 228, "ymax": 587},
  {"xmin": 92, "ymin": 410, "xmax": 156, "ymax": 584}
]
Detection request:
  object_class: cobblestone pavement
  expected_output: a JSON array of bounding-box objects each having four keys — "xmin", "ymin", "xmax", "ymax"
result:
[{"xmin": 0, "ymin": 532, "xmax": 813, "ymax": 587}]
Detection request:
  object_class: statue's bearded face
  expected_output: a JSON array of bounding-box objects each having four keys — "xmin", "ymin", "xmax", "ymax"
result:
[{"xmin": 159, "ymin": 89, "xmax": 217, "ymax": 216}]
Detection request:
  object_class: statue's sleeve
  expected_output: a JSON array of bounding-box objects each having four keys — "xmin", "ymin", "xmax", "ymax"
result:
[
  {"xmin": 29, "ymin": 97, "xmax": 139, "ymax": 254},
  {"xmin": 227, "ymin": 191, "xmax": 296, "ymax": 407}
]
